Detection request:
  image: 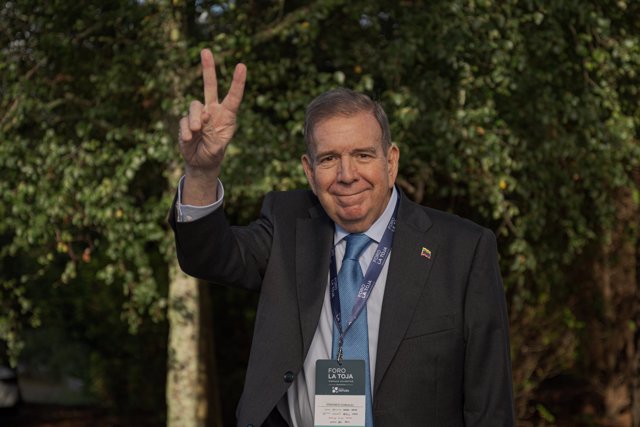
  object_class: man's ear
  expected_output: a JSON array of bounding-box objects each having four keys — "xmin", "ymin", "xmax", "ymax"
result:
[
  {"xmin": 387, "ymin": 143, "xmax": 400, "ymax": 186},
  {"xmin": 301, "ymin": 154, "xmax": 317, "ymax": 195}
]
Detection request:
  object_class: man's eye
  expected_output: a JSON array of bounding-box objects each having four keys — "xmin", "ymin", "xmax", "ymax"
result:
[{"xmin": 319, "ymin": 155, "xmax": 335, "ymax": 163}]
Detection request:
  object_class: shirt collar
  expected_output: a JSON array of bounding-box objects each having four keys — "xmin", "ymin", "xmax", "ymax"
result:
[{"xmin": 334, "ymin": 186, "xmax": 399, "ymax": 245}]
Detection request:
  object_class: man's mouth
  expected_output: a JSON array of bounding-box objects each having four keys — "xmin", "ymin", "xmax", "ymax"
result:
[{"xmin": 333, "ymin": 190, "xmax": 367, "ymax": 205}]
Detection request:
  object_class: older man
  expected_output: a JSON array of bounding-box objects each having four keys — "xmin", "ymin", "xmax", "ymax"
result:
[{"xmin": 170, "ymin": 49, "xmax": 515, "ymax": 427}]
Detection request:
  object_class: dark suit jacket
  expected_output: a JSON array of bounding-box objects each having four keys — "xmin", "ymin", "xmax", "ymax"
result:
[{"xmin": 170, "ymin": 189, "xmax": 515, "ymax": 427}]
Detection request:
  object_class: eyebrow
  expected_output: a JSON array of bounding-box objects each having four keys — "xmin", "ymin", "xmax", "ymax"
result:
[
  {"xmin": 314, "ymin": 146, "xmax": 378, "ymax": 159},
  {"xmin": 351, "ymin": 147, "xmax": 377, "ymax": 156}
]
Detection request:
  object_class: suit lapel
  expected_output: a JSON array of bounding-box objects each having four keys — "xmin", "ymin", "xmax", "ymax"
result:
[
  {"xmin": 296, "ymin": 203, "xmax": 334, "ymax": 357},
  {"xmin": 374, "ymin": 197, "xmax": 438, "ymax": 394}
]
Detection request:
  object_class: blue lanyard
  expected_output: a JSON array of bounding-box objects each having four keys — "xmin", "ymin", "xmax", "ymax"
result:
[{"xmin": 329, "ymin": 196, "xmax": 399, "ymax": 362}]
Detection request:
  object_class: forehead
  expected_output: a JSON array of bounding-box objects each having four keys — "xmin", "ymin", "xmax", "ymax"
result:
[{"xmin": 312, "ymin": 112, "xmax": 382, "ymax": 152}]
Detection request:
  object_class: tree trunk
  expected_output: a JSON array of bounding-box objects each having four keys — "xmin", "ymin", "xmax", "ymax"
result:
[
  {"xmin": 632, "ymin": 173, "xmax": 640, "ymax": 427},
  {"xmin": 166, "ymin": 262, "xmax": 223, "ymax": 427},
  {"xmin": 162, "ymin": 0, "xmax": 223, "ymax": 423},
  {"xmin": 586, "ymin": 185, "xmax": 640, "ymax": 426},
  {"xmin": 166, "ymin": 262, "xmax": 205, "ymax": 427}
]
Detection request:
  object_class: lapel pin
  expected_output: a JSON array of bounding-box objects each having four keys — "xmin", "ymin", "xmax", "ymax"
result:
[{"xmin": 421, "ymin": 247, "xmax": 432, "ymax": 259}]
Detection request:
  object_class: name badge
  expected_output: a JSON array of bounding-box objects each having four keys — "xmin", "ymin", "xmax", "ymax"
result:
[{"xmin": 314, "ymin": 359, "xmax": 366, "ymax": 427}]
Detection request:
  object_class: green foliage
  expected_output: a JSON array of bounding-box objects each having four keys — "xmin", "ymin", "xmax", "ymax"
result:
[
  {"xmin": 0, "ymin": 0, "xmax": 180, "ymax": 366},
  {"xmin": 1, "ymin": 0, "xmax": 638, "ymax": 421}
]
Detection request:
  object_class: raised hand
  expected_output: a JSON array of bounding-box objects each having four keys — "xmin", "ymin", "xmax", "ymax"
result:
[{"xmin": 179, "ymin": 49, "xmax": 246, "ymax": 205}]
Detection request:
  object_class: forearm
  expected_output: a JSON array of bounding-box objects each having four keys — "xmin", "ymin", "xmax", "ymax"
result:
[{"xmin": 170, "ymin": 190, "xmax": 276, "ymax": 291}]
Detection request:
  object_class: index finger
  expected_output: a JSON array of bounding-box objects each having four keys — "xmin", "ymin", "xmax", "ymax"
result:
[{"xmin": 201, "ymin": 49, "xmax": 218, "ymax": 106}]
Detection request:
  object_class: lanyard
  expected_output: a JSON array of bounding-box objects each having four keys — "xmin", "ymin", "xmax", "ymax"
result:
[{"xmin": 329, "ymin": 196, "xmax": 399, "ymax": 362}]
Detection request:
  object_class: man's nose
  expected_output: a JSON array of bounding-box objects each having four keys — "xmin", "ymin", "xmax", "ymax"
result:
[{"xmin": 337, "ymin": 156, "xmax": 357, "ymax": 183}]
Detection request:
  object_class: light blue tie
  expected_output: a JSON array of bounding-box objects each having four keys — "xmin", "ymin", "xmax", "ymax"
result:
[{"xmin": 333, "ymin": 233, "xmax": 374, "ymax": 427}]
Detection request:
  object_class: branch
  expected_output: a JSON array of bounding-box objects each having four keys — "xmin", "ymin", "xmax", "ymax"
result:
[
  {"xmin": 253, "ymin": 0, "xmax": 346, "ymax": 45},
  {"xmin": 254, "ymin": 4, "xmax": 314, "ymax": 44},
  {"xmin": 0, "ymin": 60, "xmax": 44, "ymax": 132}
]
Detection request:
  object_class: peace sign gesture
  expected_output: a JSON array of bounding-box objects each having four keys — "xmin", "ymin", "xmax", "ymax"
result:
[{"xmin": 179, "ymin": 49, "xmax": 246, "ymax": 205}]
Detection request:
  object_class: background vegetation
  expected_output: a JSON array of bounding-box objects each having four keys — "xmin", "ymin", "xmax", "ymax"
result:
[{"xmin": 1, "ymin": 0, "xmax": 638, "ymax": 425}]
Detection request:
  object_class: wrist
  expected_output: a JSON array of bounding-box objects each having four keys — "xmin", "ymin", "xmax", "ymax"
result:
[
  {"xmin": 183, "ymin": 167, "xmax": 220, "ymax": 206},
  {"xmin": 185, "ymin": 164, "xmax": 221, "ymax": 181}
]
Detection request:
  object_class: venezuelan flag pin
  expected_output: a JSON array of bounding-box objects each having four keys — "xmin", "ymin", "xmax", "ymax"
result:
[{"xmin": 421, "ymin": 247, "xmax": 432, "ymax": 259}]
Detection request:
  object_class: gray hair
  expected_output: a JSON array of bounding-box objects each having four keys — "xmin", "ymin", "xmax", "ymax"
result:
[{"xmin": 303, "ymin": 88, "xmax": 391, "ymax": 159}]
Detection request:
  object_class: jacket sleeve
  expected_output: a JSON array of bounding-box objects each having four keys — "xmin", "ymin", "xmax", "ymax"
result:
[
  {"xmin": 463, "ymin": 228, "xmax": 515, "ymax": 426},
  {"xmin": 168, "ymin": 190, "xmax": 276, "ymax": 291}
]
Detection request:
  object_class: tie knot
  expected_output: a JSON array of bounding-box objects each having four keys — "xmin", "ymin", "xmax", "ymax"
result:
[{"xmin": 344, "ymin": 233, "xmax": 371, "ymax": 261}]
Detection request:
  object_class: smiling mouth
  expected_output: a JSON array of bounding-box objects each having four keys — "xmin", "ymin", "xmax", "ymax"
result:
[{"xmin": 333, "ymin": 191, "xmax": 367, "ymax": 205}]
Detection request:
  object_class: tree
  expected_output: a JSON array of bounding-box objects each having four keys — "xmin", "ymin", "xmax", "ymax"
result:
[
  {"xmin": 2, "ymin": 0, "xmax": 639, "ymax": 425},
  {"xmin": 0, "ymin": 0, "xmax": 179, "ymax": 416}
]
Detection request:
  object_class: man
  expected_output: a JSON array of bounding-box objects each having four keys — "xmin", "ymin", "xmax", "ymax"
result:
[{"xmin": 170, "ymin": 49, "xmax": 515, "ymax": 426}]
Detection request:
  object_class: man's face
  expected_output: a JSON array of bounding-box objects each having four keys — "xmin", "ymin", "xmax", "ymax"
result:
[{"xmin": 301, "ymin": 112, "xmax": 399, "ymax": 233}]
